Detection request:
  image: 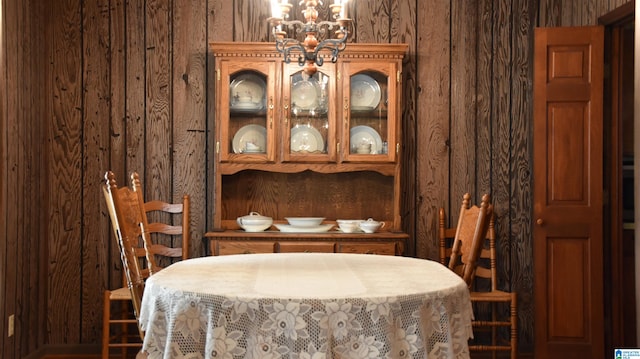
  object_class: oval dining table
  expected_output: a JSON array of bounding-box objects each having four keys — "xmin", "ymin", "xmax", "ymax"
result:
[{"xmin": 138, "ymin": 252, "xmax": 474, "ymax": 359}]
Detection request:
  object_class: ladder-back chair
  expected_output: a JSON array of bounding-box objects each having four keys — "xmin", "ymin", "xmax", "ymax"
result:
[
  {"xmin": 439, "ymin": 195, "xmax": 517, "ymax": 359},
  {"xmin": 102, "ymin": 171, "xmax": 190, "ymax": 359},
  {"xmin": 102, "ymin": 171, "xmax": 150, "ymax": 359}
]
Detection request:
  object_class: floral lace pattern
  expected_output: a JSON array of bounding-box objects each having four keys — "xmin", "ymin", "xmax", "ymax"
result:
[{"xmin": 139, "ymin": 253, "xmax": 473, "ymax": 359}]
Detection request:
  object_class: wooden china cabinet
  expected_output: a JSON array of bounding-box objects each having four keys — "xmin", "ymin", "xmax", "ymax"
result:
[{"xmin": 205, "ymin": 42, "xmax": 409, "ymax": 256}]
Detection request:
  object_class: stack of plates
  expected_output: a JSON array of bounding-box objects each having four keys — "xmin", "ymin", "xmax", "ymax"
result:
[
  {"xmin": 291, "ymin": 125, "xmax": 324, "ymax": 153},
  {"xmin": 350, "ymin": 125, "xmax": 383, "ymax": 154},
  {"xmin": 232, "ymin": 124, "xmax": 267, "ymax": 154}
]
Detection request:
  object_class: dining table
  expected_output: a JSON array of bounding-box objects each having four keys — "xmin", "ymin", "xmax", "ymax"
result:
[{"xmin": 138, "ymin": 252, "xmax": 474, "ymax": 359}]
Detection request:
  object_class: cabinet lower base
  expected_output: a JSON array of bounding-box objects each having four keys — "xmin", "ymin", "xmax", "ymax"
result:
[{"xmin": 204, "ymin": 231, "xmax": 408, "ymax": 256}]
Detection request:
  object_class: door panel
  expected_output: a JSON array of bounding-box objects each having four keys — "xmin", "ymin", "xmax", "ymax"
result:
[
  {"xmin": 534, "ymin": 26, "xmax": 604, "ymax": 358},
  {"xmin": 547, "ymin": 103, "xmax": 588, "ymax": 202}
]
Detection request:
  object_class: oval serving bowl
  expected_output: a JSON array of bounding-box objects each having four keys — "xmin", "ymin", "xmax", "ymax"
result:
[{"xmin": 284, "ymin": 217, "xmax": 325, "ymax": 227}]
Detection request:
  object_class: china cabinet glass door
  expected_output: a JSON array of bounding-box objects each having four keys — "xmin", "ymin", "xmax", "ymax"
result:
[
  {"xmin": 282, "ymin": 64, "xmax": 337, "ymax": 162},
  {"xmin": 217, "ymin": 60, "xmax": 276, "ymax": 163},
  {"xmin": 341, "ymin": 61, "xmax": 399, "ymax": 162}
]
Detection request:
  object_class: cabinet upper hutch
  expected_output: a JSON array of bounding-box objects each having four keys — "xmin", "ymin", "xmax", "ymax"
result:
[{"xmin": 207, "ymin": 42, "xmax": 409, "ymax": 255}]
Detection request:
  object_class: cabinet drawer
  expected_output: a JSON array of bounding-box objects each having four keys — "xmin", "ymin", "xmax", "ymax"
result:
[
  {"xmin": 337, "ymin": 242, "xmax": 397, "ymax": 255},
  {"xmin": 213, "ymin": 240, "xmax": 276, "ymax": 255},
  {"xmin": 278, "ymin": 241, "xmax": 335, "ymax": 253}
]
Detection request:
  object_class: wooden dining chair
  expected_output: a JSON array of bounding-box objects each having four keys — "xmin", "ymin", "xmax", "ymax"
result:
[
  {"xmin": 443, "ymin": 193, "xmax": 493, "ymax": 287},
  {"xmin": 102, "ymin": 171, "xmax": 150, "ymax": 359},
  {"xmin": 439, "ymin": 195, "xmax": 517, "ymax": 359},
  {"xmin": 102, "ymin": 171, "xmax": 190, "ymax": 359}
]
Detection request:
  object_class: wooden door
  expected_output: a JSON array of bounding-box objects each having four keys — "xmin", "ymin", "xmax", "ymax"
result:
[{"xmin": 533, "ymin": 26, "xmax": 604, "ymax": 358}]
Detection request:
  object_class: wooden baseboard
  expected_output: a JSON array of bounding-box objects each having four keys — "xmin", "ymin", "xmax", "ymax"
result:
[
  {"xmin": 24, "ymin": 344, "xmax": 100, "ymax": 359},
  {"xmin": 470, "ymin": 351, "xmax": 532, "ymax": 359}
]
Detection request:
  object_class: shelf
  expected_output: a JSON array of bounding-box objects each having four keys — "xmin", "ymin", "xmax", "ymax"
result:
[
  {"xmin": 205, "ymin": 230, "xmax": 409, "ymax": 239},
  {"xmin": 218, "ymin": 162, "xmax": 398, "ymax": 175}
]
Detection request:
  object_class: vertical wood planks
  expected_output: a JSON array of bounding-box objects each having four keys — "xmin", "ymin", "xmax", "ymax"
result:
[
  {"xmin": 391, "ymin": 0, "xmax": 417, "ymax": 256},
  {"xmin": 21, "ymin": 0, "xmax": 43, "ymax": 354},
  {"xmin": 510, "ymin": 0, "xmax": 535, "ymax": 349},
  {"xmin": 145, "ymin": 0, "xmax": 172, "ymax": 204},
  {"xmin": 27, "ymin": 0, "xmax": 51, "ymax": 357},
  {"xmin": 34, "ymin": 1, "xmax": 50, "ymax": 353},
  {"xmin": 490, "ymin": 0, "xmax": 513, "ymax": 314},
  {"xmin": 415, "ymin": 0, "xmax": 451, "ymax": 260},
  {"xmin": 47, "ymin": 0, "xmax": 83, "ymax": 345},
  {"xmin": 172, "ymin": 0, "xmax": 207, "ymax": 257},
  {"xmin": 107, "ymin": 0, "xmax": 127, "ymax": 294},
  {"xmin": 126, "ymin": 0, "xmax": 147, "ymax": 177},
  {"xmin": 234, "ymin": 0, "xmax": 270, "ymax": 42},
  {"xmin": 449, "ymin": 0, "xmax": 478, "ymax": 209},
  {"xmin": 2, "ymin": 0, "xmax": 21, "ymax": 355},
  {"xmin": 353, "ymin": 0, "xmax": 391, "ymax": 43},
  {"xmin": 476, "ymin": 0, "xmax": 493, "ymax": 197},
  {"xmin": 207, "ymin": 0, "xmax": 234, "ymax": 233},
  {"xmin": 81, "ymin": 0, "xmax": 112, "ymax": 341},
  {"xmin": 538, "ymin": 0, "xmax": 562, "ymax": 27}
]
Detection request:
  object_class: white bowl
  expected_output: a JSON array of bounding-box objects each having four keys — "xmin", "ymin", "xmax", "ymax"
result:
[
  {"xmin": 336, "ymin": 219, "xmax": 364, "ymax": 233},
  {"xmin": 237, "ymin": 212, "xmax": 273, "ymax": 232},
  {"xmin": 358, "ymin": 218, "xmax": 385, "ymax": 233},
  {"xmin": 337, "ymin": 222, "xmax": 360, "ymax": 233},
  {"xmin": 285, "ymin": 217, "xmax": 325, "ymax": 227}
]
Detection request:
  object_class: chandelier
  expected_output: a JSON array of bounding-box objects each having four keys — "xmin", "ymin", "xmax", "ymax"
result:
[{"xmin": 268, "ymin": 0, "xmax": 351, "ymax": 75}]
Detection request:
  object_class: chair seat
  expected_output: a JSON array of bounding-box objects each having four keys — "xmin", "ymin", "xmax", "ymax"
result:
[
  {"xmin": 109, "ymin": 287, "xmax": 132, "ymax": 301},
  {"xmin": 470, "ymin": 289, "xmax": 515, "ymax": 302}
]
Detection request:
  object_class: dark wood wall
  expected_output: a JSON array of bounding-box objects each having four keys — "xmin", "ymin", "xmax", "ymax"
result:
[{"xmin": 0, "ymin": 0, "xmax": 630, "ymax": 357}]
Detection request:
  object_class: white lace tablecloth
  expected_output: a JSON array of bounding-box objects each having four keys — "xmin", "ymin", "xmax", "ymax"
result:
[{"xmin": 139, "ymin": 253, "xmax": 473, "ymax": 359}]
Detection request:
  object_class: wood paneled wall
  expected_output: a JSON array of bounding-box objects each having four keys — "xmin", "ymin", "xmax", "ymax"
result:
[{"xmin": 0, "ymin": 0, "xmax": 630, "ymax": 357}]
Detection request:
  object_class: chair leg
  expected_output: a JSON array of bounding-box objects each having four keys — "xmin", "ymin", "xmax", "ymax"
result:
[
  {"xmin": 510, "ymin": 294, "xmax": 518, "ymax": 359},
  {"xmin": 120, "ymin": 299, "xmax": 129, "ymax": 359},
  {"xmin": 103, "ymin": 290, "xmax": 132, "ymax": 359},
  {"xmin": 491, "ymin": 302, "xmax": 497, "ymax": 359},
  {"xmin": 102, "ymin": 290, "xmax": 110, "ymax": 359}
]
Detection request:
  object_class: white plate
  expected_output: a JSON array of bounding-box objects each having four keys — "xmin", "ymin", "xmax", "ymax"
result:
[
  {"xmin": 290, "ymin": 125, "xmax": 324, "ymax": 153},
  {"xmin": 274, "ymin": 223, "xmax": 335, "ymax": 233},
  {"xmin": 350, "ymin": 125, "xmax": 383, "ymax": 154},
  {"xmin": 230, "ymin": 73, "xmax": 266, "ymax": 110},
  {"xmin": 232, "ymin": 124, "xmax": 267, "ymax": 154},
  {"xmin": 291, "ymin": 79, "xmax": 320, "ymax": 110},
  {"xmin": 350, "ymin": 74, "xmax": 381, "ymax": 109}
]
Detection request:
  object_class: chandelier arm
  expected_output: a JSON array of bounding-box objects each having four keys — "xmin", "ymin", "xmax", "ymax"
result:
[
  {"xmin": 312, "ymin": 28, "xmax": 349, "ymax": 64},
  {"xmin": 276, "ymin": 38, "xmax": 309, "ymax": 65},
  {"xmin": 281, "ymin": 19, "xmax": 307, "ymax": 33}
]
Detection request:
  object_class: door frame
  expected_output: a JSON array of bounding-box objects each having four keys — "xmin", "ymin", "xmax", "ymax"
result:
[{"xmin": 599, "ymin": 1, "xmax": 635, "ymax": 349}]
